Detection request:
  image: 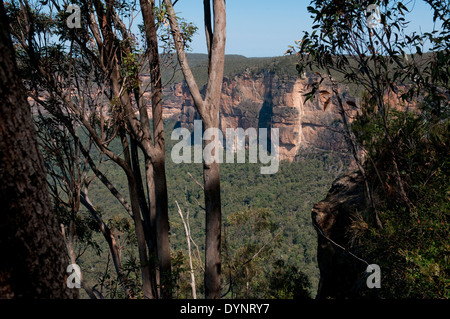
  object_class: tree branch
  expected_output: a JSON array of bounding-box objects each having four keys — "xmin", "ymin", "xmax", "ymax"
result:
[{"xmin": 164, "ymin": 0, "xmax": 207, "ymax": 119}]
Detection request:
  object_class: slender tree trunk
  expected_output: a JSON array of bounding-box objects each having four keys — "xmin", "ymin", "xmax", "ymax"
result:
[
  {"xmin": 119, "ymin": 131, "xmax": 154, "ymax": 299},
  {"xmin": 0, "ymin": 1, "xmax": 76, "ymax": 298},
  {"xmin": 140, "ymin": 0, "xmax": 172, "ymax": 298},
  {"xmin": 164, "ymin": 0, "xmax": 226, "ymax": 299},
  {"xmin": 153, "ymin": 159, "xmax": 171, "ymax": 297},
  {"xmin": 60, "ymin": 223, "xmax": 98, "ymax": 299},
  {"xmin": 329, "ymin": 78, "xmax": 383, "ymax": 229},
  {"xmin": 80, "ymin": 190, "xmax": 134, "ymax": 299},
  {"xmin": 127, "ymin": 164, "xmax": 154, "ymax": 299},
  {"xmin": 176, "ymin": 201, "xmax": 197, "ymax": 299},
  {"xmin": 203, "ymin": 159, "xmax": 222, "ymax": 298},
  {"xmin": 201, "ymin": 0, "xmax": 226, "ymax": 298},
  {"xmin": 145, "ymin": 155, "xmax": 160, "ymax": 298}
]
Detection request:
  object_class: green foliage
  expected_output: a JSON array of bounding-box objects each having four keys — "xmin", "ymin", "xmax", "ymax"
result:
[
  {"xmin": 295, "ymin": 0, "xmax": 450, "ymax": 298},
  {"xmin": 155, "ymin": 3, "xmax": 198, "ymax": 55},
  {"xmin": 222, "ymin": 208, "xmax": 280, "ymax": 299},
  {"xmin": 267, "ymin": 260, "xmax": 311, "ymax": 299},
  {"xmin": 121, "ymin": 49, "xmax": 141, "ymax": 92},
  {"xmin": 9, "ymin": 0, "xmax": 366, "ymax": 299},
  {"xmin": 71, "ymin": 119, "xmax": 345, "ymax": 298},
  {"xmin": 355, "ymin": 103, "xmax": 450, "ymax": 298}
]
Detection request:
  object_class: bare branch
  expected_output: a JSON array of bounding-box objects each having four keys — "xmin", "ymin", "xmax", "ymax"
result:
[
  {"xmin": 164, "ymin": 0, "xmax": 207, "ymax": 119},
  {"xmin": 175, "ymin": 201, "xmax": 197, "ymax": 299},
  {"xmin": 188, "ymin": 172, "xmax": 204, "ymax": 191}
]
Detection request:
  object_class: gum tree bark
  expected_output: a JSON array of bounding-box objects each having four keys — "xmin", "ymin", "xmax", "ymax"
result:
[
  {"xmin": 165, "ymin": 0, "xmax": 226, "ymax": 299},
  {"xmin": 0, "ymin": 1, "xmax": 76, "ymax": 299},
  {"xmin": 139, "ymin": 0, "xmax": 172, "ymax": 298}
]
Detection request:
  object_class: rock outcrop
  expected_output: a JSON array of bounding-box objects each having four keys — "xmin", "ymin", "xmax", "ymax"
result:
[
  {"xmin": 149, "ymin": 71, "xmax": 356, "ymax": 161},
  {"xmin": 311, "ymin": 171, "xmax": 372, "ymax": 299}
]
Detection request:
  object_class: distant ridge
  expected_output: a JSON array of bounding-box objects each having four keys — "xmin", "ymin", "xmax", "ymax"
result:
[{"xmin": 160, "ymin": 53, "xmax": 299, "ymax": 88}]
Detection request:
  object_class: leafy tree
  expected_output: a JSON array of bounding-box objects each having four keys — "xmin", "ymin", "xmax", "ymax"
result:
[
  {"xmin": 222, "ymin": 208, "xmax": 280, "ymax": 298},
  {"xmin": 5, "ymin": 0, "xmax": 198, "ymax": 299},
  {"xmin": 291, "ymin": 0, "xmax": 449, "ymax": 298},
  {"xmin": 268, "ymin": 260, "xmax": 311, "ymax": 299}
]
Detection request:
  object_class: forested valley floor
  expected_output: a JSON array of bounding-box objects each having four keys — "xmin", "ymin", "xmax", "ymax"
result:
[{"xmin": 71, "ymin": 119, "xmax": 349, "ymax": 299}]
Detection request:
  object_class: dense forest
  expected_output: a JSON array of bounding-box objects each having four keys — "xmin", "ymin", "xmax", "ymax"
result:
[
  {"xmin": 0, "ymin": 0, "xmax": 448, "ymax": 301},
  {"xmin": 72, "ymin": 119, "xmax": 347, "ymax": 298}
]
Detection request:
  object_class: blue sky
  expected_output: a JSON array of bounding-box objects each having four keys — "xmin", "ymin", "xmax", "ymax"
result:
[{"xmin": 170, "ymin": 0, "xmax": 442, "ymax": 57}]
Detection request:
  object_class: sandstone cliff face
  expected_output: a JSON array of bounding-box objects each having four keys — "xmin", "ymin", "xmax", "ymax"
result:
[
  {"xmin": 146, "ymin": 71, "xmax": 417, "ymax": 162},
  {"xmin": 155, "ymin": 72, "xmax": 356, "ymax": 161}
]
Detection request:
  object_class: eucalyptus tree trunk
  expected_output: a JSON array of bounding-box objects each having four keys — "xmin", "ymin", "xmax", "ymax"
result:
[
  {"xmin": 0, "ymin": 1, "xmax": 76, "ymax": 298},
  {"xmin": 165, "ymin": 0, "xmax": 226, "ymax": 299},
  {"xmin": 140, "ymin": 0, "xmax": 172, "ymax": 298}
]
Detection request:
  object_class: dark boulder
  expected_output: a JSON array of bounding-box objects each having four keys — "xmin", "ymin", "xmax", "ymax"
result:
[{"xmin": 312, "ymin": 171, "xmax": 373, "ymax": 299}]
